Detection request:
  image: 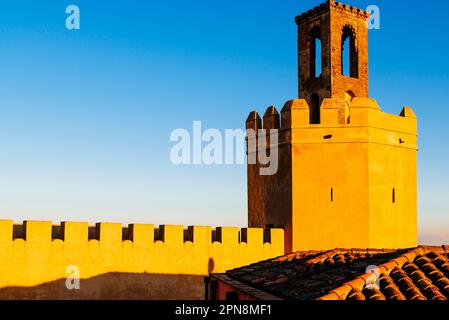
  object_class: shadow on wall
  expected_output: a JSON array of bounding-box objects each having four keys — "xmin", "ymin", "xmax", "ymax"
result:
[{"xmin": 0, "ymin": 272, "xmax": 207, "ymax": 300}]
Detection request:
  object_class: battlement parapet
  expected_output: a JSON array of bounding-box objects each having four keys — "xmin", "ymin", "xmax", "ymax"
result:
[
  {"xmin": 246, "ymin": 97, "xmax": 417, "ymax": 132},
  {"xmin": 295, "ymin": 1, "xmax": 369, "ymax": 25},
  {"xmin": 1, "ymin": 220, "xmax": 283, "ymax": 247},
  {"xmin": 295, "ymin": 2, "xmax": 329, "ymax": 24},
  {"xmin": 263, "ymin": 106, "xmax": 280, "ymax": 130},
  {"xmin": 349, "ymin": 98, "xmax": 417, "ymax": 135},
  {"xmin": 245, "ymin": 97, "xmax": 417, "ymax": 152},
  {"xmin": 329, "ymin": 1, "xmax": 370, "ymax": 18}
]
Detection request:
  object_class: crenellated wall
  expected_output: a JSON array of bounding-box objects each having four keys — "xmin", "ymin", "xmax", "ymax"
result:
[{"xmin": 0, "ymin": 220, "xmax": 284, "ymax": 299}]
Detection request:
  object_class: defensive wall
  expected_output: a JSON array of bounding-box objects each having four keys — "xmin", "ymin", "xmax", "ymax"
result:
[{"xmin": 0, "ymin": 220, "xmax": 284, "ymax": 299}]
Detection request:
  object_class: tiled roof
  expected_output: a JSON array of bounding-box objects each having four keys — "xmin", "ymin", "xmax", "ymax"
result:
[{"xmin": 224, "ymin": 246, "xmax": 449, "ymax": 300}]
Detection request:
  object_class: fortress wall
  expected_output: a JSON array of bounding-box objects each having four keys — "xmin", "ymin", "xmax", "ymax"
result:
[{"xmin": 0, "ymin": 220, "xmax": 284, "ymax": 299}]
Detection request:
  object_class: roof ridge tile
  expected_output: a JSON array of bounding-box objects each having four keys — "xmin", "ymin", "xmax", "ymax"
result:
[
  {"xmin": 344, "ymin": 277, "xmax": 367, "ymax": 292},
  {"xmin": 327, "ymin": 284, "xmax": 353, "ymax": 300}
]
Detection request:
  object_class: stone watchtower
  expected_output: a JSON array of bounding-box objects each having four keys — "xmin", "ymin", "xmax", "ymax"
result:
[{"xmin": 246, "ymin": 1, "xmax": 418, "ymax": 253}]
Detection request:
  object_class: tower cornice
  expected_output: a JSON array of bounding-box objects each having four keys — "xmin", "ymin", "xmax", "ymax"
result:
[{"xmin": 295, "ymin": 1, "xmax": 370, "ymax": 25}]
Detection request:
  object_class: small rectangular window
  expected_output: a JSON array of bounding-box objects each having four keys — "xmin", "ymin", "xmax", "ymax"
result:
[
  {"xmin": 392, "ymin": 188, "xmax": 396, "ymax": 203},
  {"xmin": 331, "ymin": 188, "xmax": 334, "ymax": 202}
]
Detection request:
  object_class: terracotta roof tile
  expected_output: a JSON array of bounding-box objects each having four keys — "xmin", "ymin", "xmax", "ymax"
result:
[
  {"xmin": 392, "ymin": 256, "xmax": 410, "ymax": 269},
  {"xmin": 223, "ymin": 246, "xmax": 449, "ymax": 300},
  {"xmin": 391, "ymin": 267, "xmax": 427, "ymax": 300},
  {"xmin": 345, "ymin": 277, "xmax": 366, "ymax": 292},
  {"xmin": 403, "ymin": 262, "xmax": 447, "ymax": 300},
  {"xmin": 379, "ymin": 274, "xmax": 407, "ymax": 300},
  {"xmin": 347, "ymin": 289, "xmax": 365, "ymax": 300},
  {"xmin": 380, "ymin": 261, "xmax": 399, "ymax": 274},
  {"xmin": 362, "ymin": 287, "xmax": 387, "ymax": 300}
]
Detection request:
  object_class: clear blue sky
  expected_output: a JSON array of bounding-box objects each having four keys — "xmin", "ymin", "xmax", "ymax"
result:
[{"xmin": 0, "ymin": 0, "xmax": 447, "ymax": 244}]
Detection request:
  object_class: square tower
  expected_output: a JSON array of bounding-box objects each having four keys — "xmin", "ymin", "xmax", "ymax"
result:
[{"xmin": 247, "ymin": 1, "xmax": 418, "ymax": 253}]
